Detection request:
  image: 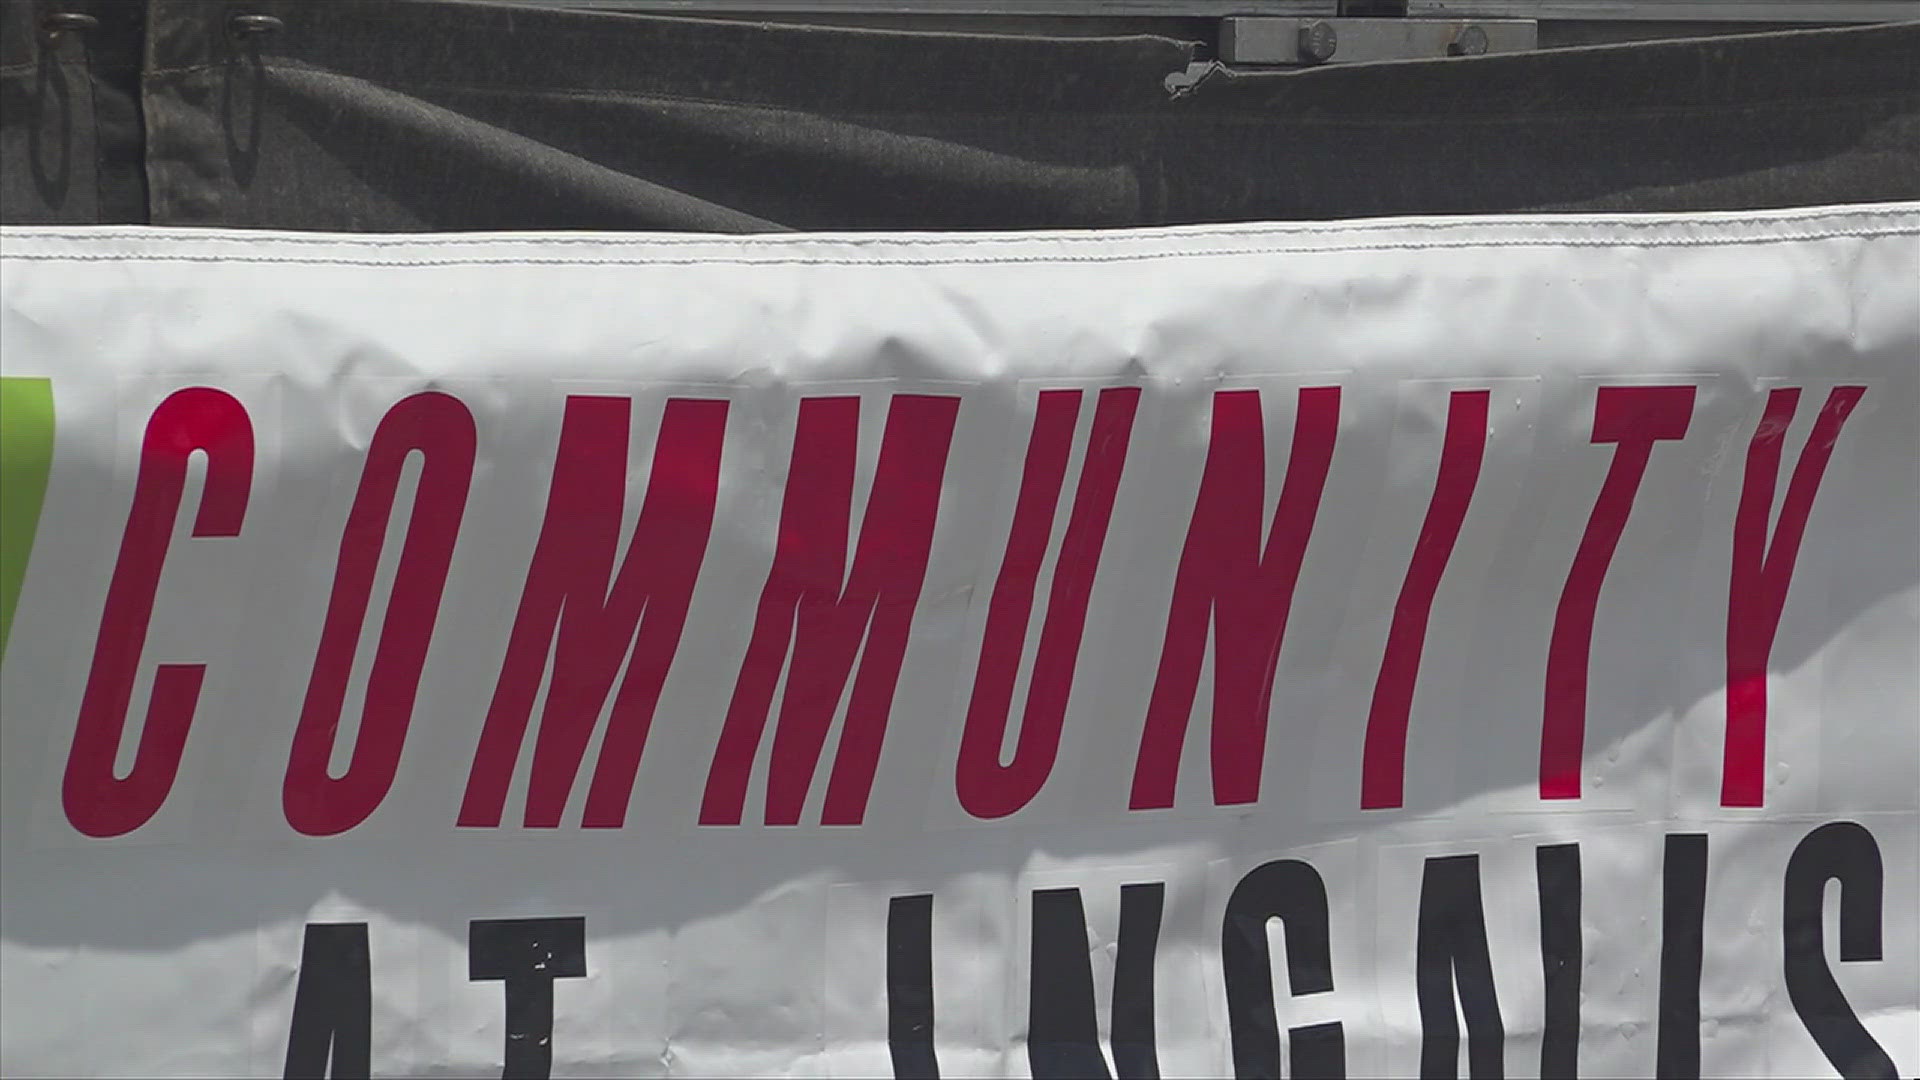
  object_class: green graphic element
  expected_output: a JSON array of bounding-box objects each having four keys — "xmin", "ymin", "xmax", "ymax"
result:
[{"xmin": 1, "ymin": 377, "xmax": 55, "ymax": 663}]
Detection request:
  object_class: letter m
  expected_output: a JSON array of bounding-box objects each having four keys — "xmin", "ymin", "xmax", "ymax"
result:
[
  {"xmin": 459, "ymin": 395, "xmax": 728, "ymax": 828},
  {"xmin": 701, "ymin": 393, "xmax": 961, "ymax": 826}
]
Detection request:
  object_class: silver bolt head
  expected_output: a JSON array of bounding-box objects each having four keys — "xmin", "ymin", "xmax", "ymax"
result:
[
  {"xmin": 1449, "ymin": 25, "xmax": 1490, "ymax": 57},
  {"xmin": 1297, "ymin": 21, "xmax": 1339, "ymax": 64}
]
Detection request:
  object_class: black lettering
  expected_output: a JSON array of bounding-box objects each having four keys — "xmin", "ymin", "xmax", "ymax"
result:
[
  {"xmin": 283, "ymin": 922, "xmax": 371, "ymax": 1080},
  {"xmin": 1030, "ymin": 888, "xmax": 1109, "ymax": 1078},
  {"xmin": 1112, "ymin": 883, "xmax": 1164, "ymax": 1080},
  {"xmin": 1029, "ymin": 884, "xmax": 1164, "ymax": 1080},
  {"xmin": 468, "ymin": 916, "xmax": 587, "ymax": 1080},
  {"xmin": 1784, "ymin": 821, "xmax": 1897, "ymax": 1079},
  {"xmin": 888, "ymin": 893, "xmax": 940, "ymax": 1080},
  {"xmin": 1536, "ymin": 843, "xmax": 1582, "ymax": 1079},
  {"xmin": 1417, "ymin": 854, "xmax": 1503, "ymax": 1080},
  {"xmin": 1221, "ymin": 858, "xmax": 1345, "ymax": 1080},
  {"xmin": 1656, "ymin": 834, "xmax": 1707, "ymax": 1080}
]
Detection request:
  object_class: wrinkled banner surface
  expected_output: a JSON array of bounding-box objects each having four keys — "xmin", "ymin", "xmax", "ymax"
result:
[{"xmin": 1, "ymin": 207, "xmax": 1916, "ymax": 1079}]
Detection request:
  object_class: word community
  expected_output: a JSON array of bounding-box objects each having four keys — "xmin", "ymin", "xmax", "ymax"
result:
[{"xmin": 62, "ymin": 381, "xmax": 1859, "ymax": 838}]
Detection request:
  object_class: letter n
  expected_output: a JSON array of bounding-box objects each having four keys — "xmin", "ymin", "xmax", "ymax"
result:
[
  {"xmin": 1418, "ymin": 854, "xmax": 1504, "ymax": 1080},
  {"xmin": 1029, "ymin": 883, "xmax": 1164, "ymax": 1079},
  {"xmin": 1130, "ymin": 386, "xmax": 1339, "ymax": 810}
]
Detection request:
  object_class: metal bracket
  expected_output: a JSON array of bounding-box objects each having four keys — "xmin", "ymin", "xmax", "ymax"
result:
[{"xmin": 1219, "ymin": 17, "xmax": 1538, "ymax": 65}]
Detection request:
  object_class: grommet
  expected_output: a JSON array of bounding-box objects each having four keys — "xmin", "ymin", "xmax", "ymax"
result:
[
  {"xmin": 228, "ymin": 13, "xmax": 286, "ymax": 39},
  {"xmin": 1448, "ymin": 25, "xmax": 1490, "ymax": 57},
  {"xmin": 40, "ymin": 11, "xmax": 100, "ymax": 41}
]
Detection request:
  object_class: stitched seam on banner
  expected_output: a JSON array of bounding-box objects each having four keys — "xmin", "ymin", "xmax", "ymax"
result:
[
  {"xmin": 5, "ymin": 211, "xmax": 1915, "ymax": 252},
  {"xmin": 2, "ymin": 227, "xmax": 1915, "ymax": 269}
]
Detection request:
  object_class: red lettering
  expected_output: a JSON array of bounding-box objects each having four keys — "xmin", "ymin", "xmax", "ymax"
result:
[
  {"xmin": 283, "ymin": 392, "xmax": 477, "ymax": 836},
  {"xmin": 1359, "ymin": 389, "xmax": 1491, "ymax": 810},
  {"xmin": 63, "ymin": 388, "xmax": 254, "ymax": 837},
  {"xmin": 1129, "ymin": 386, "xmax": 1339, "ymax": 811},
  {"xmin": 955, "ymin": 387, "xmax": 1140, "ymax": 819},
  {"xmin": 1723, "ymin": 386, "xmax": 1864, "ymax": 807},
  {"xmin": 458, "ymin": 396, "xmax": 727, "ymax": 828},
  {"xmin": 700, "ymin": 393, "xmax": 960, "ymax": 826},
  {"xmin": 1539, "ymin": 385, "xmax": 1694, "ymax": 800}
]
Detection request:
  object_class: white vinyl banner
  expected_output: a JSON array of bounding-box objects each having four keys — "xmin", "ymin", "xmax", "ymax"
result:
[{"xmin": 1, "ymin": 206, "xmax": 1916, "ymax": 1079}]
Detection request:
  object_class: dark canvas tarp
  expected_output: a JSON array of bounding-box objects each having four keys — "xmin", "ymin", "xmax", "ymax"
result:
[{"xmin": 3, "ymin": 0, "xmax": 1919, "ymax": 231}]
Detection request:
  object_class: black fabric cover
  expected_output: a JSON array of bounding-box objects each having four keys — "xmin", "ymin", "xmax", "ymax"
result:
[{"xmin": 4, "ymin": 0, "xmax": 1918, "ymax": 231}]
